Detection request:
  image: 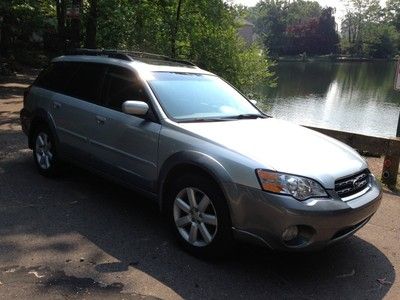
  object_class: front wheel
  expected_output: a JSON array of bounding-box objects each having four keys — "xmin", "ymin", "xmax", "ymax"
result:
[{"xmin": 166, "ymin": 174, "xmax": 234, "ymax": 258}]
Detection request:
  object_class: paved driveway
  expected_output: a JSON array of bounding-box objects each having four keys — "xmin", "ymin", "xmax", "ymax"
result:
[{"xmin": 0, "ymin": 72, "xmax": 398, "ymax": 299}]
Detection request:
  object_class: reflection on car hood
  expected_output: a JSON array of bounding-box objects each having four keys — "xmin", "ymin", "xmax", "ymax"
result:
[{"xmin": 178, "ymin": 118, "xmax": 367, "ymax": 186}]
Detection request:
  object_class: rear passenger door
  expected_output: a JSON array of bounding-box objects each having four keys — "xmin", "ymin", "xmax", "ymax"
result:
[
  {"xmin": 51, "ymin": 62, "xmax": 107, "ymax": 162},
  {"xmin": 90, "ymin": 65, "xmax": 161, "ymax": 192}
]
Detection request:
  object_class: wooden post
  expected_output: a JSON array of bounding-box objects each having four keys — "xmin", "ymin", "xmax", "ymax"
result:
[
  {"xmin": 389, "ymin": 61, "xmax": 400, "ymax": 186},
  {"xmin": 381, "ymin": 155, "xmax": 400, "ymax": 186},
  {"xmin": 397, "ymin": 111, "xmax": 400, "ymax": 137}
]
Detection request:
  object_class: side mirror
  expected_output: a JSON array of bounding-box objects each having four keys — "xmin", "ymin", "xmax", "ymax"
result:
[
  {"xmin": 250, "ymin": 99, "xmax": 257, "ymax": 105},
  {"xmin": 122, "ymin": 101, "xmax": 149, "ymax": 116}
]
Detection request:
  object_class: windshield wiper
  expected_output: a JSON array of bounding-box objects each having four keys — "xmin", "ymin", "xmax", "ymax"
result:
[
  {"xmin": 229, "ymin": 113, "xmax": 268, "ymax": 119},
  {"xmin": 178, "ymin": 113, "xmax": 270, "ymax": 123},
  {"xmin": 178, "ymin": 117, "xmax": 233, "ymax": 123}
]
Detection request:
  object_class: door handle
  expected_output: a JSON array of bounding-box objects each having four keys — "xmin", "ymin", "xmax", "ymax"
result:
[
  {"xmin": 95, "ymin": 115, "xmax": 106, "ymax": 125},
  {"xmin": 53, "ymin": 102, "xmax": 61, "ymax": 109}
]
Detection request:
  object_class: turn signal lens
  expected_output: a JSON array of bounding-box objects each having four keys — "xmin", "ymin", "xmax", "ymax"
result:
[
  {"xmin": 256, "ymin": 169, "xmax": 328, "ymax": 201},
  {"xmin": 256, "ymin": 171, "xmax": 283, "ymax": 193}
]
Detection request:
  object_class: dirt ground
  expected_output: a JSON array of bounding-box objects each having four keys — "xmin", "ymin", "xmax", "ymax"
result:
[{"xmin": 0, "ymin": 71, "xmax": 399, "ymax": 299}]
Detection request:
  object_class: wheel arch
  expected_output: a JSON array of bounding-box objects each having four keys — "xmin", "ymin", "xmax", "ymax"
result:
[
  {"xmin": 158, "ymin": 151, "xmax": 238, "ymax": 214},
  {"xmin": 28, "ymin": 109, "xmax": 59, "ymax": 149}
]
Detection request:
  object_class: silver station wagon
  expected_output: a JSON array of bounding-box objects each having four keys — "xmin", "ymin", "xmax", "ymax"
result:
[{"xmin": 20, "ymin": 49, "xmax": 382, "ymax": 257}]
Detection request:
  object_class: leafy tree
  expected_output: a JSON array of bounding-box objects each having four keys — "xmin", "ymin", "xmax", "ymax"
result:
[
  {"xmin": 386, "ymin": 0, "xmax": 400, "ymax": 31},
  {"xmin": 285, "ymin": 0, "xmax": 321, "ymax": 26},
  {"xmin": 317, "ymin": 8, "xmax": 340, "ymax": 54},
  {"xmin": 363, "ymin": 23, "xmax": 399, "ymax": 58},
  {"xmin": 341, "ymin": 0, "xmax": 400, "ymax": 57},
  {"xmin": 251, "ymin": 0, "xmax": 339, "ymax": 56},
  {"xmin": 253, "ymin": 0, "xmax": 288, "ymax": 56},
  {"xmin": 93, "ymin": 0, "xmax": 275, "ymax": 92},
  {"xmin": 0, "ymin": 0, "xmax": 275, "ymax": 92},
  {"xmin": 0, "ymin": 1, "xmax": 55, "ymax": 57}
]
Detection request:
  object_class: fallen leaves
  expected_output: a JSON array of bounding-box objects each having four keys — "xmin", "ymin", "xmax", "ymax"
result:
[{"xmin": 376, "ymin": 278, "xmax": 392, "ymax": 286}]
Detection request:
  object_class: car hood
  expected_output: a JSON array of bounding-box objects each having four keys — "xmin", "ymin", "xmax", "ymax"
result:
[{"xmin": 178, "ymin": 118, "xmax": 367, "ymax": 187}]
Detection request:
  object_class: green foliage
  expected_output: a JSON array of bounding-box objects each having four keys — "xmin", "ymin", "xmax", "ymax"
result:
[
  {"xmin": 249, "ymin": 0, "xmax": 339, "ymax": 56},
  {"xmin": 341, "ymin": 0, "xmax": 400, "ymax": 58},
  {"xmin": 93, "ymin": 0, "xmax": 275, "ymax": 92},
  {"xmin": 386, "ymin": 0, "xmax": 400, "ymax": 31},
  {"xmin": 96, "ymin": 0, "xmax": 136, "ymax": 49},
  {"xmin": 0, "ymin": 0, "xmax": 57, "ymax": 63},
  {"xmin": 252, "ymin": 0, "xmax": 287, "ymax": 56},
  {"xmin": 363, "ymin": 23, "xmax": 400, "ymax": 58},
  {"xmin": 0, "ymin": 0, "xmax": 274, "ymax": 92}
]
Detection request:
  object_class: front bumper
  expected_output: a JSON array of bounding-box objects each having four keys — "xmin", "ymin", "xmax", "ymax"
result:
[{"xmin": 228, "ymin": 174, "xmax": 382, "ymax": 250}]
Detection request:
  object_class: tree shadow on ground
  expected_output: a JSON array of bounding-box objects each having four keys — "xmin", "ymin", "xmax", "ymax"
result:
[
  {"xmin": 0, "ymin": 70, "xmax": 39, "ymax": 85},
  {"xmin": 0, "ymin": 111, "xmax": 20, "ymax": 126},
  {"xmin": 0, "ymin": 86, "xmax": 26, "ymax": 99},
  {"xmin": 0, "ymin": 130, "xmax": 396, "ymax": 299}
]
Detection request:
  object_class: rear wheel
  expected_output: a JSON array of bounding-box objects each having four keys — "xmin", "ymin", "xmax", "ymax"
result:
[
  {"xmin": 32, "ymin": 125, "xmax": 60, "ymax": 177},
  {"xmin": 166, "ymin": 173, "xmax": 234, "ymax": 258}
]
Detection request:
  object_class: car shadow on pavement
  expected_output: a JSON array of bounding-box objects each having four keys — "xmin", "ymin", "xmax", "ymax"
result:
[{"xmin": 0, "ymin": 136, "xmax": 396, "ymax": 299}]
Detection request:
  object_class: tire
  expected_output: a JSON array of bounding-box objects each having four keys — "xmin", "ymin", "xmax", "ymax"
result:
[
  {"xmin": 32, "ymin": 124, "xmax": 60, "ymax": 177},
  {"xmin": 166, "ymin": 173, "xmax": 234, "ymax": 258}
]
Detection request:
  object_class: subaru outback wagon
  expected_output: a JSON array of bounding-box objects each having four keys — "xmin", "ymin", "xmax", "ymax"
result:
[{"xmin": 20, "ymin": 49, "xmax": 382, "ymax": 257}]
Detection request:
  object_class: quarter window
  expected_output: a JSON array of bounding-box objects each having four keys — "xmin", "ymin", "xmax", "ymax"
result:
[{"xmin": 35, "ymin": 62, "xmax": 78, "ymax": 93}]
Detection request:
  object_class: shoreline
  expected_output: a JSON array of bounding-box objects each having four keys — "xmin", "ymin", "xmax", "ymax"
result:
[{"xmin": 277, "ymin": 56, "xmax": 398, "ymax": 63}]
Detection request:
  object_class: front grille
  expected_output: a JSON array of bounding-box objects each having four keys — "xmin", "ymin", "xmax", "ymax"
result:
[{"xmin": 335, "ymin": 169, "xmax": 370, "ymax": 199}]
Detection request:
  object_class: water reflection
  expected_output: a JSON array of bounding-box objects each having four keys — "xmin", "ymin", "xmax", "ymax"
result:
[{"xmin": 261, "ymin": 61, "xmax": 400, "ymax": 137}]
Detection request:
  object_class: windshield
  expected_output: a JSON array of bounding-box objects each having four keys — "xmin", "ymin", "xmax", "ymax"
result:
[{"xmin": 147, "ymin": 72, "xmax": 262, "ymax": 122}]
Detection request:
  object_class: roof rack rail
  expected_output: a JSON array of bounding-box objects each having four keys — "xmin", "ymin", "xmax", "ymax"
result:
[
  {"xmin": 65, "ymin": 48, "xmax": 196, "ymax": 67},
  {"xmin": 65, "ymin": 49, "xmax": 133, "ymax": 61},
  {"xmin": 116, "ymin": 50, "xmax": 197, "ymax": 66}
]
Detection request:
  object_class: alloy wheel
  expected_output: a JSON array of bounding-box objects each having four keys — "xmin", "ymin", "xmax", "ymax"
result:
[
  {"xmin": 173, "ymin": 187, "xmax": 218, "ymax": 247},
  {"xmin": 35, "ymin": 132, "xmax": 53, "ymax": 170}
]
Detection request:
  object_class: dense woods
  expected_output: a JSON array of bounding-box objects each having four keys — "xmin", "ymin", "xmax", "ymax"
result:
[
  {"xmin": 242, "ymin": 0, "xmax": 400, "ymax": 58},
  {"xmin": 1, "ymin": 0, "xmax": 400, "ymax": 91},
  {"xmin": 0, "ymin": 0, "xmax": 274, "ymax": 93},
  {"xmin": 242, "ymin": 1, "xmax": 339, "ymax": 56},
  {"xmin": 341, "ymin": 0, "xmax": 400, "ymax": 58}
]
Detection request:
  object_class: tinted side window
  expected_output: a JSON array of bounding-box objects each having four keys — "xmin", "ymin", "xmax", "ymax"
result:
[
  {"xmin": 35, "ymin": 62, "xmax": 78, "ymax": 93},
  {"xmin": 103, "ymin": 66, "xmax": 148, "ymax": 111},
  {"xmin": 66, "ymin": 63, "xmax": 106, "ymax": 104}
]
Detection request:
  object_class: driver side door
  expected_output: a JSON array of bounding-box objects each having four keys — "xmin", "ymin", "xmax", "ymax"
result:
[{"xmin": 90, "ymin": 65, "xmax": 161, "ymax": 193}]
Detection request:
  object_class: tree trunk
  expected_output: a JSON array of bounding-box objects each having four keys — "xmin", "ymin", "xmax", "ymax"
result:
[
  {"xmin": 56, "ymin": 0, "xmax": 67, "ymax": 51},
  {"xmin": 0, "ymin": 13, "xmax": 12, "ymax": 58},
  {"xmin": 85, "ymin": 0, "xmax": 97, "ymax": 49},
  {"xmin": 348, "ymin": 20, "xmax": 351, "ymax": 44},
  {"xmin": 70, "ymin": 0, "xmax": 82, "ymax": 49},
  {"xmin": 171, "ymin": 0, "xmax": 183, "ymax": 58}
]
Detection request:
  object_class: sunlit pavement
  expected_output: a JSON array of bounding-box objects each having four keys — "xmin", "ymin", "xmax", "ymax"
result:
[{"xmin": 0, "ymin": 75, "xmax": 399, "ymax": 299}]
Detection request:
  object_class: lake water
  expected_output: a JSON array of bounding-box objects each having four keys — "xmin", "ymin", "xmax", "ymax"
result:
[{"xmin": 261, "ymin": 61, "xmax": 400, "ymax": 137}]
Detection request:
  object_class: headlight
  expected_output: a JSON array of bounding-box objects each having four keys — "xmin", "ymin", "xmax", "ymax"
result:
[{"xmin": 256, "ymin": 169, "xmax": 328, "ymax": 200}]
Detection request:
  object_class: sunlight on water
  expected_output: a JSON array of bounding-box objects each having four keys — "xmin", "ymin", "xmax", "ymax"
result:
[{"xmin": 261, "ymin": 61, "xmax": 400, "ymax": 137}]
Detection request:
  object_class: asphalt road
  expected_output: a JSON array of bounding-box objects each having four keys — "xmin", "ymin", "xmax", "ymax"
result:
[{"xmin": 0, "ymin": 71, "xmax": 399, "ymax": 299}]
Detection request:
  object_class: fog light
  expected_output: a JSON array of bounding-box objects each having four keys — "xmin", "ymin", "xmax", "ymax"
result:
[{"xmin": 282, "ymin": 226, "xmax": 299, "ymax": 241}]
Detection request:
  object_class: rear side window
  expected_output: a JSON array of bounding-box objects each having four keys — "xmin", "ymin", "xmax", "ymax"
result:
[
  {"xmin": 102, "ymin": 66, "xmax": 149, "ymax": 111},
  {"xmin": 65, "ymin": 63, "xmax": 107, "ymax": 104},
  {"xmin": 35, "ymin": 62, "xmax": 78, "ymax": 93}
]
